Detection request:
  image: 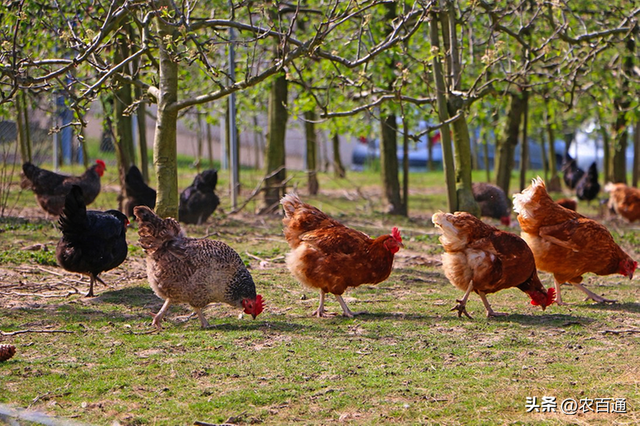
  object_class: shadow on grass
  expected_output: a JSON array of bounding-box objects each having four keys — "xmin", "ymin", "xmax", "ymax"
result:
[
  {"xmin": 489, "ymin": 313, "xmax": 596, "ymax": 327},
  {"xmin": 94, "ymin": 286, "xmax": 157, "ymax": 307},
  {"xmin": 580, "ymin": 302, "xmax": 640, "ymax": 314}
]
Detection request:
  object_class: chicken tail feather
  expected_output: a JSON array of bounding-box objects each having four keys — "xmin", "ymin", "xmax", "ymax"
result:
[
  {"xmin": 58, "ymin": 186, "xmax": 87, "ymax": 232},
  {"xmin": 134, "ymin": 206, "xmax": 183, "ymax": 251}
]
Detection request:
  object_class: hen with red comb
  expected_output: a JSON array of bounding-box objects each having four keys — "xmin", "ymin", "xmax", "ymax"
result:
[
  {"xmin": 432, "ymin": 211, "xmax": 555, "ymax": 318},
  {"xmin": 21, "ymin": 159, "xmax": 105, "ymax": 216},
  {"xmin": 134, "ymin": 206, "xmax": 264, "ymax": 329},
  {"xmin": 280, "ymin": 193, "xmax": 403, "ymax": 317}
]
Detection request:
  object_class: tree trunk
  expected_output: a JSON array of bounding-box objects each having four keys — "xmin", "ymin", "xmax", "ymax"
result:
[
  {"xmin": 495, "ymin": 92, "xmax": 525, "ymax": 196},
  {"xmin": 429, "ymin": 9, "xmax": 456, "ymax": 212},
  {"xmin": 611, "ymin": 38, "xmax": 634, "ymax": 184},
  {"xmin": 260, "ymin": 72, "xmax": 288, "ymax": 213},
  {"xmin": 136, "ymin": 86, "xmax": 149, "ymax": 182},
  {"xmin": 612, "ymin": 110, "xmax": 629, "ymax": 184},
  {"xmin": 380, "ymin": 114, "xmax": 403, "ymax": 215},
  {"xmin": 304, "ymin": 110, "xmax": 319, "ymax": 195},
  {"xmin": 449, "ymin": 97, "xmax": 479, "ymax": 216},
  {"xmin": 16, "ymin": 90, "xmax": 29, "ymax": 163},
  {"xmin": 544, "ymin": 105, "xmax": 561, "ymax": 192},
  {"xmin": 401, "ymin": 116, "xmax": 409, "ymax": 215},
  {"xmin": 332, "ymin": 133, "xmax": 346, "ymax": 178},
  {"xmin": 196, "ymin": 110, "xmax": 203, "ymax": 172},
  {"xmin": 153, "ymin": 6, "xmax": 180, "ymax": 219},
  {"xmin": 207, "ymin": 121, "xmax": 215, "ymax": 169},
  {"xmin": 633, "ymin": 121, "xmax": 640, "ymax": 187},
  {"xmin": 379, "ymin": 2, "xmax": 403, "ymax": 215},
  {"xmin": 113, "ymin": 35, "xmax": 135, "ymax": 212},
  {"xmin": 539, "ymin": 126, "xmax": 548, "ymax": 182},
  {"xmin": 519, "ymin": 89, "xmax": 529, "ymax": 192}
]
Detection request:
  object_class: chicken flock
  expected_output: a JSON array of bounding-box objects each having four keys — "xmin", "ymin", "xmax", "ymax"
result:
[{"xmin": 18, "ymin": 158, "xmax": 639, "ymax": 328}]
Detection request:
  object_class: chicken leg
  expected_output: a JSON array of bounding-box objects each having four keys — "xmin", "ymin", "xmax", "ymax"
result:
[
  {"xmin": 151, "ymin": 299, "xmax": 172, "ymax": 329},
  {"xmin": 554, "ymin": 279, "xmax": 616, "ymax": 305},
  {"xmin": 451, "ymin": 281, "xmax": 474, "ymax": 319},
  {"xmin": 477, "ymin": 291, "xmax": 508, "ymax": 317},
  {"xmin": 312, "ymin": 290, "xmax": 328, "ymax": 317},
  {"xmin": 193, "ymin": 307, "xmax": 210, "ymax": 328},
  {"xmin": 335, "ymin": 294, "xmax": 363, "ymax": 318}
]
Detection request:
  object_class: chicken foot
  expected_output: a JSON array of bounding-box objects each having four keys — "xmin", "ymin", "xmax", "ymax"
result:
[
  {"xmin": 85, "ymin": 274, "xmax": 109, "ymax": 298},
  {"xmin": 335, "ymin": 294, "xmax": 366, "ymax": 318},
  {"xmin": 151, "ymin": 299, "xmax": 172, "ymax": 329},
  {"xmin": 554, "ymin": 279, "xmax": 616, "ymax": 305},
  {"xmin": 451, "ymin": 281, "xmax": 474, "ymax": 319},
  {"xmin": 575, "ymin": 283, "xmax": 616, "ymax": 303},
  {"xmin": 312, "ymin": 290, "xmax": 330, "ymax": 317},
  {"xmin": 477, "ymin": 291, "xmax": 508, "ymax": 317},
  {"xmin": 193, "ymin": 308, "xmax": 210, "ymax": 328}
]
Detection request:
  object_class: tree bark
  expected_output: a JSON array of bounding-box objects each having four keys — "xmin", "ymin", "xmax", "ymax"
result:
[
  {"xmin": 611, "ymin": 38, "xmax": 634, "ymax": 184},
  {"xmin": 495, "ymin": 92, "xmax": 525, "ymax": 196},
  {"xmin": 633, "ymin": 120, "xmax": 640, "ymax": 187},
  {"xmin": 152, "ymin": 5, "xmax": 179, "ymax": 218},
  {"xmin": 379, "ymin": 1, "xmax": 403, "ymax": 215},
  {"xmin": 519, "ymin": 89, "xmax": 529, "ymax": 192},
  {"xmin": 114, "ymin": 34, "xmax": 135, "ymax": 212},
  {"xmin": 544, "ymin": 104, "xmax": 561, "ymax": 192},
  {"xmin": 429, "ymin": 9, "xmax": 456, "ymax": 212},
  {"xmin": 380, "ymin": 113, "xmax": 403, "ymax": 214},
  {"xmin": 449, "ymin": 97, "xmax": 479, "ymax": 216},
  {"xmin": 332, "ymin": 133, "xmax": 346, "ymax": 178},
  {"xmin": 136, "ymin": 86, "xmax": 149, "ymax": 182},
  {"xmin": 260, "ymin": 72, "xmax": 288, "ymax": 213},
  {"xmin": 304, "ymin": 110, "xmax": 319, "ymax": 195},
  {"xmin": 16, "ymin": 90, "xmax": 29, "ymax": 163}
]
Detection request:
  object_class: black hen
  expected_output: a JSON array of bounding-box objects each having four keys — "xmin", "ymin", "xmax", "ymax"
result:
[
  {"xmin": 21, "ymin": 160, "xmax": 105, "ymax": 216},
  {"xmin": 179, "ymin": 169, "xmax": 220, "ymax": 224},
  {"xmin": 472, "ymin": 182, "xmax": 511, "ymax": 226},
  {"xmin": 56, "ymin": 185, "xmax": 129, "ymax": 297},
  {"xmin": 561, "ymin": 153, "xmax": 585, "ymax": 190},
  {"xmin": 124, "ymin": 165, "xmax": 156, "ymax": 218},
  {"xmin": 575, "ymin": 162, "xmax": 600, "ymax": 204}
]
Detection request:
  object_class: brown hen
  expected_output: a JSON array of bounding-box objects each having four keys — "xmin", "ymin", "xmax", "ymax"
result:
[
  {"xmin": 604, "ymin": 182, "xmax": 640, "ymax": 223},
  {"xmin": 281, "ymin": 193, "xmax": 403, "ymax": 318},
  {"xmin": 432, "ymin": 211, "xmax": 555, "ymax": 318},
  {"xmin": 514, "ymin": 177, "xmax": 637, "ymax": 305}
]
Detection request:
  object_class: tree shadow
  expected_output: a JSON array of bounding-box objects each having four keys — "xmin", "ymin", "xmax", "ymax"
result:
[
  {"xmin": 94, "ymin": 286, "xmax": 157, "ymax": 307},
  {"xmin": 580, "ymin": 302, "xmax": 640, "ymax": 314},
  {"xmin": 488, "ymin": 312, "xmax": 596, "ymax": 327}
]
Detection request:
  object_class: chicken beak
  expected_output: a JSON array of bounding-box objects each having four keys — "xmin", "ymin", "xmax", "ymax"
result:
[
  {"xmin": 629, "ymin": 271, "xmax": 634, "ymax": 280},
  {"xmin": 251, "ymin": 314, "xmax": 257, "ymax": 320}
]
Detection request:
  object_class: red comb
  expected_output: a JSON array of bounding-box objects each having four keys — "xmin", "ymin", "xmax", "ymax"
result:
[{"xmin": 392, "ymin": 227, "xmax": 402, "ymax": 242}]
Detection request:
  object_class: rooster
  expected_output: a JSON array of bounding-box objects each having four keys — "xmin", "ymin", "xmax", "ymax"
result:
[
  {"xmin": 21, "ymin": 160, "xmax": 106, "ymax": 216},
  {"xmin": 134, "ymin": 206, "xmax": 263, "ymax": 329},
  {"xmin": 56, "ymin": 185, "xmax": 129, "ymax": 297},
  {"xmin": 604, "ymin": 182, "xmax": 640, "ymax": 222},
  {"xmin": 561, "ymin": 153, "xmax": 584, "ymax": 190},
  {"xmin": 575, "ymin": 162, "xmax": 600, "ymax": 204},
  {"xmin": 472, "ymin": 182, "xmax": 511, "ymax": 226},
  {"xmin": 280, "ymin": 193, "xmax": 403, "ymax": 318},
  {"xmin": 513, "ymin": 177, "xmax": 637, "ymax": 305},
  {"xmin": 179, "ymin": 169, "xmax": 220, "ymax": 224},
  {"xmin": 432, "ymin": 211, "xmax": 555, "ymax": 318},
  {"xmin": 124, "ymin": 165, "xmax": 156, "ymax": 218}
]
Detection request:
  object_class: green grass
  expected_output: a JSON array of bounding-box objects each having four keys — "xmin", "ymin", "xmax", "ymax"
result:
[{"xmin": 0, "ymin": 143, "xmax": 638, "ymax": 425}]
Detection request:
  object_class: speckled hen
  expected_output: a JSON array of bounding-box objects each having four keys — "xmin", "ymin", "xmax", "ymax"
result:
[{"xmin": 134, "ymin": 206, "xmax": 263, "ymax": 329}]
